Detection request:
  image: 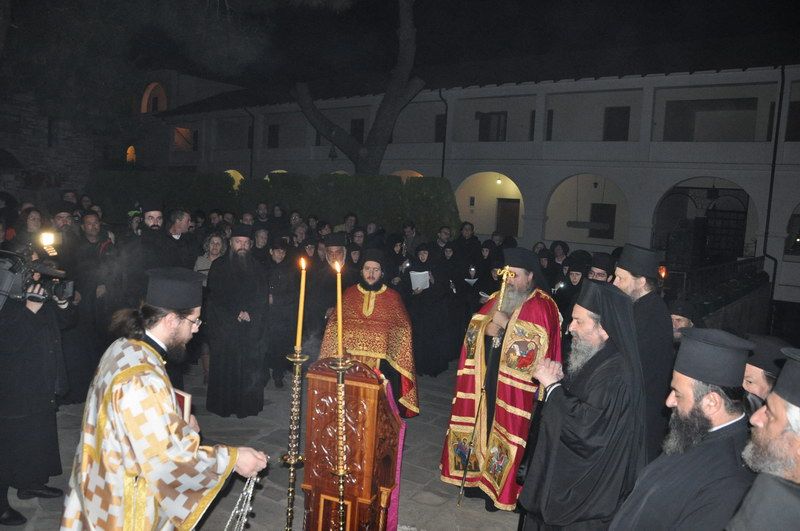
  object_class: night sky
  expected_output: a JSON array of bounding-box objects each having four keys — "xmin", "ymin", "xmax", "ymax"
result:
[
  {"xmin": 5, "ymin": 0, "xmax": 800, "ymax": 114},
  {"xmin": 200, "ymin": 0, "xmax": 800, "ymax": 83}
]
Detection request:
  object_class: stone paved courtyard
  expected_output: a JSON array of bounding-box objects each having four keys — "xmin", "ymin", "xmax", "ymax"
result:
[{"xmin": 13, "ymin": 359, "xmax": 519, "ymax": 530}]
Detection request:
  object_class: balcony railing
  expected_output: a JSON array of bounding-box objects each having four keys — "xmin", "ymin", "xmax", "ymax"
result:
[{"xmin": 663, "ymin": 256, "xmax": 768, "ymax": 314}]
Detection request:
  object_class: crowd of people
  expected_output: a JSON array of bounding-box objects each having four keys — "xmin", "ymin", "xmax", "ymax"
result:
[{"xmin": 0, "ymin": 188, "xmax": 798, "ymax": 528}]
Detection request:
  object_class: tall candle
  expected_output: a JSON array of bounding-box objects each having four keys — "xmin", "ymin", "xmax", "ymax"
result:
[
  {"xmin": 335, "ymin": 261, "xmax": 343, "ymax": 358},
  {"xmin": 294, "ymin": 258, "xmax": 307, "ymax": 351}
]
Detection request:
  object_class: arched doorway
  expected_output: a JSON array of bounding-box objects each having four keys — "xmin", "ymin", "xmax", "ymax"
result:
[
  {"xmin": 784, "ymin": 203, "xmax": 800, "ymax": 256},
  {"xmin": 125, "ymin": 146, "xmax": 136, "ymax": 164},
  {"xmin": 652, "ymin": 176, "xmax": 759, "ymax": 268},
  {"xmin": 140, "ymin": 82, "xmax": 168, "ymax": 114},
  {"xmin": 455, "ymin": 171, "xmax": 524, "ymax": 238},
  {"xmin": 544, "ymin": 174, "xmax": 628, "ymax": 246}
]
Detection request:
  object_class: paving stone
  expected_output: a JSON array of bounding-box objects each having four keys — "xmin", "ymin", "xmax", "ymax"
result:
[{"xmin": 28, "ymin": 359, "xmax": 518, "ymax": 530}]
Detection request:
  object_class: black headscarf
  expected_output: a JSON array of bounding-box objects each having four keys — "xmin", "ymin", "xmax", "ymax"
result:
[{"xmin": 576, "ymin": 279, "xmax": 647, "ymax": 470}]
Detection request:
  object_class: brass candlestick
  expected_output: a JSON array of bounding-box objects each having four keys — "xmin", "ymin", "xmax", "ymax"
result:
[
  {"xmin": 330, "ymin": 356, "xmax": 352, "ymax": 531},
  {"xmin": 282, "ymin": 346, "xmax": 309, "ymax": 531}
]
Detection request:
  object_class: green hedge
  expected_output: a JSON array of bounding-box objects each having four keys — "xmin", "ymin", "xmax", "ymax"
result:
[{"xmin": 85, "ymin": 170, "xmax": 461, "ymax": 237}]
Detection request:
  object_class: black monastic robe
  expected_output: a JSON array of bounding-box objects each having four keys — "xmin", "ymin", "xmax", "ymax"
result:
[
  {"xmin": 519, "ymin": 340, "xmax": 644, "ymax": 530},
  {"xmin": 611, "ymin": 416, "xmax": 754, "ymax": 530},
  {"xmin": 727, "ymin": 473, "xmax": 800, "ymax": 530},
  {"xmin": 634, "ymin": 290, "xmax": 675, "ymax": 462},
  {"xmin": 205, "ymin": 254, "xmax": 269, "ymax": 418}
]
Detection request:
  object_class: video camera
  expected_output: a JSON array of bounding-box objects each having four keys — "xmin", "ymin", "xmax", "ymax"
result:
[{"xmin": 0, "ymin": 249, "xmax": 74, "ymax": 311}]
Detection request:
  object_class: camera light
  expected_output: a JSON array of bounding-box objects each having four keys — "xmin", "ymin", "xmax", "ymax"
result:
[{"xmin": 40, "ymin": 232, "xmax": 55, "ymax": 246}]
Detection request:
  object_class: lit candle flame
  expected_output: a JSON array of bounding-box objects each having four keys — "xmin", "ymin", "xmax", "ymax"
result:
[
  {"xmin": 300, "ymin": 257, "xmax": 306, "ymax": 270},
  {"xmin": 334, "ymin": 261, "xmax": 342, "ymax": 273}
]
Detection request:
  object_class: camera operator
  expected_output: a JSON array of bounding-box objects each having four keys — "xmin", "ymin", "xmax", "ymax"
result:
[{"xmin": 0, "ymin": 273, "xmax": 76, "ymax": 526}]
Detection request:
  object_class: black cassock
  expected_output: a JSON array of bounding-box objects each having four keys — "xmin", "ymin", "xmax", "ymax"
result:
[
  {"xmin": 205, "ymin": 254, "xmax": 269, "ymax": 418},
  {"xmin": 0, "ymin": 299, "xmax": 76, "ymax": 488},
  {"xmin": 266, "ymin": 258, "xmax": 297, "ymax": 381},
  {"xmin": 727, "ymin": 473, "xmax": 800, "ymax": 530},
  {"xmin": 610, "ymin": 416, "xmax": 754, "ymax": 530},
  {"xmin": 634, "ymin": 290, "xmax": 675, "ymax": 462},
  {"xmin": 519, "ymin": 340, "xmax": 645, "ymax": 530},
  {"xmin": 303, "ymin": 262, "xmax": 358, "ymax": 353}
]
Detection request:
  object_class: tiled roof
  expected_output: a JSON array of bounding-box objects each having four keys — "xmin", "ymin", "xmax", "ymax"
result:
[{"xmin": 158, "ymin": 33, "xmax": 800, "ymax": 117}]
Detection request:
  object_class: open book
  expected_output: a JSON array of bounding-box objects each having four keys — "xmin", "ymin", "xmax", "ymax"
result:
[
  {"xmin": 410, "ymin": 270, "xmax": 430, "ymax": 291},
  {"xmin": 174, "ymin": 389, "xmax": 192, "ymax": 423}
]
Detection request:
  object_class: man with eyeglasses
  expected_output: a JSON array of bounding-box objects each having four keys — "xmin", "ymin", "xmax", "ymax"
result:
[
  {"xmin": 587, "ymin": 252, "xmax": 615, "ymax": 283},
  {"xmin": 319, "ymin": 248, "xmax": 419, "ymax": 417},
  {"xmin": 62, "ymin": 267, "xmax": 268, "ymax": 530}
]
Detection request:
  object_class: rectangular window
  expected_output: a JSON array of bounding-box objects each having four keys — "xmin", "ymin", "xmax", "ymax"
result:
[
  {"xmin": 786, "ymin": 101, "xmax": 800, "ymax": 141},
  {"xmin": 172, "ymin": 127, "xmax": 196, "ymax": 152},
  {"xmin": 350, "ymin": 118, "xmax": 365, "ymax": 143},
  {"xmin": 528, "ymin": 110, "xmax": 536, "ymax": 141},
  {"xmin": 476, "ymin": 111, "xmax": 507, "ymax": 142},
  {"xmin": 434, "ymin": 113, "xmax": 447, "ymax": 143},
  {"xmin": 603, "ymin": 106, "xmax": 631, "ymax": 141},
  {"xmin": 663, "ymin": 98, "xmax": 758, "ymax": 141},
  {"xmin": 315, "ymin": 130, "xmax": 323, "ymax": 146},
  {"xmin": 589, "ymin": 203, "xmax": 616, "ymax": 239},
  {"xmin": 545, "ymin": 109, "xmax": 554, "ymax": 141},
  {"xmin": 267, "ymin": 124, "xmax": 280, "ymax": 148}
]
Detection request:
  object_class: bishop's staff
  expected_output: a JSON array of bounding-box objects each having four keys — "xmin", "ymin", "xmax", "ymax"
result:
[{"xmin": 457, "ymin": 265, "xmax": 515, "ymax": 506}]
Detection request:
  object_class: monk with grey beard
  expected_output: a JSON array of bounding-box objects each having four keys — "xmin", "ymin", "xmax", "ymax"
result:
[
  {"xmin": 440, "ymin": 248, "xmax": 562, "ymax": 511},
  {"xmin": 519, "ymin": 280, "xmax": 646, "ymax": 530},
  {"xmin": 728, "ymin": 347, "xmax": 800, "ymax": 530},
  {"xmin": 205, "ymin": 224, "xmax": 270, "ymax": 418}
]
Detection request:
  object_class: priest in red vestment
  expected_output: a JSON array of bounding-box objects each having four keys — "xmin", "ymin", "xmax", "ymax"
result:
[
  {"xmin": 440, "ymin": 247, "xmax": 561, "ymax": 510},
  {"xmin": 319, "ymin": 249, "xmax": 419, "ymax": 417}
]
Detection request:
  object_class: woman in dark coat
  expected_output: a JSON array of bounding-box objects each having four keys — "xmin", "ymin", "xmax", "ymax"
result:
[
  {"xmin": 475, "ymin": 240, "xmax": 501, "ymax": 300},
  {"xmin": 402, "ymin": 243, "xmax": 451, "ymax": 376},
  {"xmin": 384, "ymin": 233, "xmax": 407, "ymax": 290},
  {"xmin": 0, "ymin": 281, "xmax": 76, "ymax": 525}
]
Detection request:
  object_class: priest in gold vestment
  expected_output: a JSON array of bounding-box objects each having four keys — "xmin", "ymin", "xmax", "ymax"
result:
[
  {"xmin": 61, "ymin": 268, "xmax": 268, "ymax": 530},
  {"xmin": 319, "ymin": 249, "xmax": 420, "ymax": 417}
]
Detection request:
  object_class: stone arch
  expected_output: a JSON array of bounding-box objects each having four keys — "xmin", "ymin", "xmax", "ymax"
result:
[
  {"xmin": 140, "ymin": 82, "xmax": 168, "ymax": 114},
  {"xmin": 454, "ymin": 171, "xmax": 524, "ymax": 238},
  {"xmin": 0, "ymin": 148, "xmax": 23, "ymax": 171},
  {"xmin": 784, "ymin": 203, "xmax": 800, "ymax": 256},
  {"xmin": 544, "ymin": 173, "xmax": 629, "ymax": 247},
  {"xmin": 652, "ymin": 176, "xmax": 760, "ymax": 266}
]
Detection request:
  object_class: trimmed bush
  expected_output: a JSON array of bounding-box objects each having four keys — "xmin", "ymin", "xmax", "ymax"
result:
[{"xmin": 85, "ymin": 170, "xmax": 460, "ymax": 238}]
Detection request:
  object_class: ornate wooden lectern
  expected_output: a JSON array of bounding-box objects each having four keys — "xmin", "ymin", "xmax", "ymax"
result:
[{"xmin": 301, "ymin": 357, "xmax": 401, "ymax": 530}]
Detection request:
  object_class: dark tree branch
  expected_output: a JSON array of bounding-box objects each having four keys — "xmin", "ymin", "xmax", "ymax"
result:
[
  {"xmin": 291, "ymin": 0, "xmax": 425, "ymax": 174},
  {"xmin": 291, "ymin": 81, "xmax": 362, "ymax": 161}
]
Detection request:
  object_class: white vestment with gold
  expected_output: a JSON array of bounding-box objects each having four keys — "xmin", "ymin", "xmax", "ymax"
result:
[{"xmin": 61, "ymin": 338, "xmax": 237, "ymax": 530}]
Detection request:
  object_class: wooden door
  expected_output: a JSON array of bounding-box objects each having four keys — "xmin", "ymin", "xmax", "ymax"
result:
[{"xmin": 496, "ymin": 198, "xmax": 520, "ymax": 237}]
